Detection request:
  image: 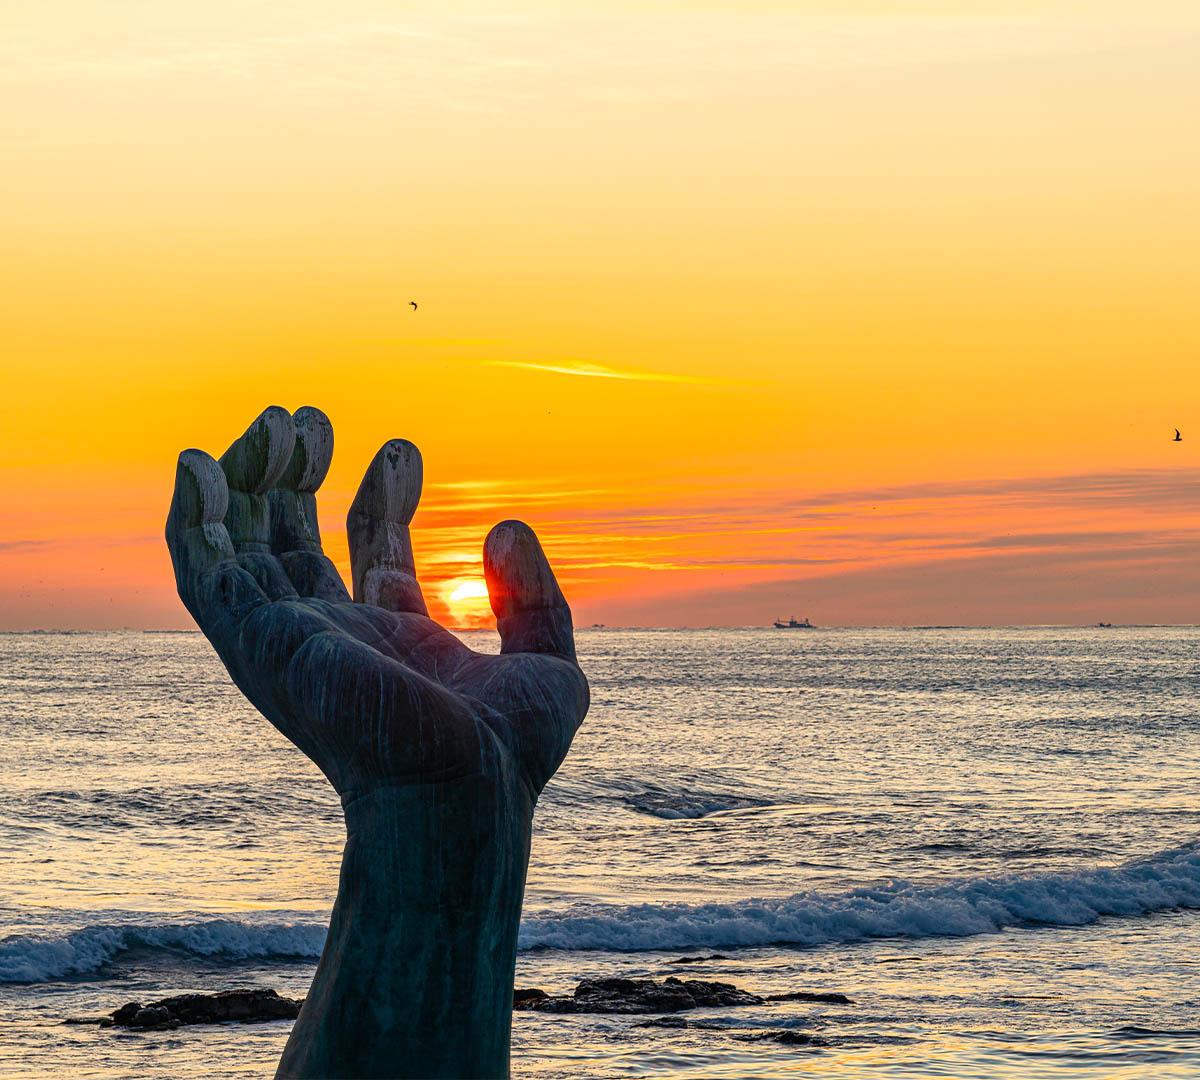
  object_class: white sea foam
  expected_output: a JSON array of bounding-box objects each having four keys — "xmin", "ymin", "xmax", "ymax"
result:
[
  {"xmin": 0, "ymin": 918, "xmax": 327, "ymax": 983},
  {"xmin": 517, "ymin": 843, "xmax": 1200, "ymax": 952},
  {"xmin": 4, "ymin": 845, "xmax": 1199, "ymax": 982}
]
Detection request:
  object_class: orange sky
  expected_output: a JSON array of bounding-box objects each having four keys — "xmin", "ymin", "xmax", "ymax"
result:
[{"xmin": 3, "ymin": 2, "xmax": 1199, "ymax": 628}]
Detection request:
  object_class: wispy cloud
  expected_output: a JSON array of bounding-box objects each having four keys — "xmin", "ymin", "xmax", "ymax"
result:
[
  {"xmin": 0, "ymin": 534, "xmax": 159, "ymax": 553},
  {"xmin": 400, "ymin": 464, "xmax": 1200, "ymax": 623},
  {"xmin": 604, "ymin": 538, "xmax": 1200, "ymax": 629},
  {"xmin": 488, "ymin": 359, "xmax": 711, "ymax": 383},
  {"xmin": 0, "ymin": 539, "xmax": 50, "ymax": 552}
]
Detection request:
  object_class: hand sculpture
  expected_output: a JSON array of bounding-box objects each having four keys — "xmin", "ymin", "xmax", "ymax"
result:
[{"xmin": 165, "ymin": 406, "xmax": 589, "ymax": 1079}]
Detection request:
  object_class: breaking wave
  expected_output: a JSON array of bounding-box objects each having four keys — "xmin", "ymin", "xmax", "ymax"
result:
[
  {"xmin": 518, "ymin": 843, "xmax": 1200, "ymax": 952},
  {"xmin": 0, "ymin": 918, "xmax": 327, "ymax": 984},
  {"xmin": 5, "ymin": 844, "xmax": 1199, "ymax": 982}
]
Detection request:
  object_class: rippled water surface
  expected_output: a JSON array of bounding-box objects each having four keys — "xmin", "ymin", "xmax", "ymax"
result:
[{"xmin": 1, "ymin": 628, "xmax": 1198, "ymax": 1078}]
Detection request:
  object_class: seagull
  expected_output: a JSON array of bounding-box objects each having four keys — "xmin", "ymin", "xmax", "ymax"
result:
[
  {"xmin": 409, "ymin": 301, "xmax": 418, "ymax": 311},
  {"xmin": 1174, "ymin": 429, "xmax": 1183, "ymax": 442}
]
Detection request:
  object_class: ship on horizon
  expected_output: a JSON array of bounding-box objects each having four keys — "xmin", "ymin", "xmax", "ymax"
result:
[{"xmin": 773, "ymin": 616, "xmax": 815, "ymax": 629}]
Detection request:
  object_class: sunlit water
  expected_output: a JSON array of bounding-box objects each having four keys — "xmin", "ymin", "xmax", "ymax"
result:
[{"xmin": 1, "ymin": 628, "xmax": 1198, "ymax": 1078}]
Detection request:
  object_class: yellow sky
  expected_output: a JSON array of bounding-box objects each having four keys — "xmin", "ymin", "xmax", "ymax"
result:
[{"xmin": 3, "ymin": 2, "xmax": 1199, "ymax": 627}]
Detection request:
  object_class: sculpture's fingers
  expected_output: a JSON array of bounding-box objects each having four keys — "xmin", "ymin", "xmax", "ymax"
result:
[
  {"xmin": 484, "ymin": 520, "xmax": 575, "ymax": 660},
  {"xmin": 165, "ymin": 449, "xmax": 269, "ymax": 642},
  {"xmin": 268, "ymin": 406, "xmax": 351, "ymax": 602},
  {"xmin": 217, "ymin": 406, "xmax": 298, "ymax": 600},
  {"xmin": 347, "ymin": 439, "xmax": 428, "ymax": 615}
]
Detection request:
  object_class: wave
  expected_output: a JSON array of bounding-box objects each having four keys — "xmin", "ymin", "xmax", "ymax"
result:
[
  {"xmin": 0, "ymin": 918, "xmax": 327, "ymax": 984},
  {"xmin": 6, "ymin": 844, "xmax": 1199, "ymax": 982},
  {"xmin": 622, "ymin": 789, "xmax": 774, "ymax": 820},
  {"xmin": 518, "ymin": 843, "xmax": 1200, "ymax": 951},
  {"xmin": 545, "ymin": 773, "xmax": 776, "ymax": 820}
]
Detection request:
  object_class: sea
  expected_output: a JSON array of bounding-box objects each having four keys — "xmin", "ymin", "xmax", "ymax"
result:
[{"xmin": 1, "ymin": 627, "xmax": 1198, "ymax": 1079}]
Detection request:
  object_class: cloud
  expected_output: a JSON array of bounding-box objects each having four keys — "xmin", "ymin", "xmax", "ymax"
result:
[
  {"xmin": 0, "ymin": 534, "xmax": 159, "ymax": 554},
  {"xmin": 968, "ymin": 528, "xmax": 1190, "ymax": 551},
  {"xmin": 487, "ymin": 360, "xmax": 711, "ymax": 384},
  {"xmin": 409, "ymin": 467, "xmax": 1200, "ymax": 593},
  {"xmin": 0, "ymin": 539, "xmax": 50, "ymax": 552},
  {"xmin": 543, "ymin": 468, "xmax": 1200, "ymax": 528},
  {"xmin": 767, "ymin": 469, "xmax": 1200, "ymax": 514},
  {"xmin": 601, "ymin": 539, "xmax": 1200, "ymax": 628},
  {"xmin": 411, "ymin": 464, "xmax": 1200, "ymax": 626}
]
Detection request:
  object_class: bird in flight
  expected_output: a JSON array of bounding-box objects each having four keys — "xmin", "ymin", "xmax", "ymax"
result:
[
  {"xmin": 409, "ymin": 301, "xmax": 418, "ymax": 311},
  {"xmin": 1174, "ymin": 428, "xmax": 1182, "ymax": 442}
]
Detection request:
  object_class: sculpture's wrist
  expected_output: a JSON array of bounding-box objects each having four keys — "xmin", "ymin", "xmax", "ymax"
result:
[
  {"xmin": 279, "ymin": 775, "xmax": 536, "ymax": 1078},
  {"xmin": 339, "ymin": 780, "xmax": 535, "ymax": 899}
]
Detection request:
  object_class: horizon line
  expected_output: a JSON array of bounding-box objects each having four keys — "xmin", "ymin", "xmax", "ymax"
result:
[{"xmin": 3, "ymin": 622, "xmax": 1196, "ymax": 634}]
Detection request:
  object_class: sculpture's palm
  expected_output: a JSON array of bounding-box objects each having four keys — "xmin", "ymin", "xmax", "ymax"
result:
[{"xmin": 165, "ymin": 405, "xmax": 588, "ymax": 800}]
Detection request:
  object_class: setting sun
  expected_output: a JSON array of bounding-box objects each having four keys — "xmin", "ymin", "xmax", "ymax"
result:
[{"xmin": 444, "ymin": 579, "xmax": 492, "ymax": 627}]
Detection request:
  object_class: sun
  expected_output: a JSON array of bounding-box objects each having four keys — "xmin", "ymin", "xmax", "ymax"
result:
[
  {"xmin": 448, "ymin": 580, "xmax": 489, "ymax": 604},
  {"xmin": 443, "ymin": 579, "xmax": 493, "ymax": 628}
]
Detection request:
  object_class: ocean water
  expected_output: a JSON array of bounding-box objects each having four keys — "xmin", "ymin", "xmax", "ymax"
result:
[{"xmin": 1, "ymin": 627, "xmax": 1199, "ymax": 1079}]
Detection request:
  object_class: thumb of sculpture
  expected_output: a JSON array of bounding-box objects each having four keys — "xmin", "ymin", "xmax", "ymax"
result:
[{"xmin": 484, "ymin": 520, "xmax": 575, "ymax": 660}]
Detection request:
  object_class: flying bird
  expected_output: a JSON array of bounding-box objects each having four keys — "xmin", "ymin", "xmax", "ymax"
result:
[
  {"xmin": 1174, "ymin": 429, "xmax": 1182, "ymax": 442},
  {"xmin": 409, "ymin": 301, "xmax": 418, "ymax": 311}
]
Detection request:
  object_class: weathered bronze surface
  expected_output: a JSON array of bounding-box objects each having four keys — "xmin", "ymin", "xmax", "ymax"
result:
[{"xmin": 165, "ymin": 406, "xmax": 589, "ymax": 1079}]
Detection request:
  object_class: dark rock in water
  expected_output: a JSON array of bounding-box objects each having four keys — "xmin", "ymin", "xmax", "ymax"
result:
[
  {"xmin": 112, "ymin": 1002, "xmax": 143, "ymax": 1026},
  {"xmin": 513, "ymin": 976, "xmax": 851, "ymax": 1016},
  {"xmin": 526, "ymin": 976, "xmax": 764, "ymax": 1014},
  {"xmin": 154, "ymin": 989, "xmax": 302, "ymax": 1025},
  {"xmin": 668, "ymin": 954, "xmax": 731, "ymax": 964},
  {"xmin": 104, "ymin": 989, "xmax": 303, "ymax": 1029},
  {"xmin": 765, "ymin": 991, "xmax": 852, "ymax": 1005},
  {"xmin": 83, "ymin": 980, "xmax": 848, "ymax": 1034},
  {"xmin": 760, "ymin": 1030, "xmax": 824, "ymax": 1046},
  {"xmin": 132, "ymin": 1006, "xmax": 176, "ymax": 1029},
  {"xmin": 637, "ymin": 1015, "xmax": 692, "ymax": 1028}
]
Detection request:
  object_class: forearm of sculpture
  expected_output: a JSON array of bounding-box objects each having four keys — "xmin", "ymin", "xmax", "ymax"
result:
[{"xmin": 276, "ymin": 771, "xmax": 536, "ymax": 1080}]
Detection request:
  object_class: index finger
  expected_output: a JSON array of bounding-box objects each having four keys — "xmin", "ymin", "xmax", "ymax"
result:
[{"xmin": 267, "ymin": 406, "xmax": 351, "ymax": 602}]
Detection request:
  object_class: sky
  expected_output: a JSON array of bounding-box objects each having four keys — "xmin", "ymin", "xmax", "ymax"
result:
[{"xmin": 2, "ymin": 1, "xmax": 1199, "ymax": 628}]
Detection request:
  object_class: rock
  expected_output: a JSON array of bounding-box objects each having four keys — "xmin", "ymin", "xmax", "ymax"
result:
[
  {"xmin": 106, "ymin": 989, "xmax": 303, "ymax": 1028},
  {"xmin": 527, "ymin": 976, "xmax": 764, "ymax": 1014},
  {"xmin": 760, "ymin": 1030, "xmax": 824, "ymax": 1046},
  {"xmin": 130, "ymin": 1007, "xmax": 173, "ymax": 1028},
  {"xmin": 111, "ymin": 1002, "xmax": 142, "ymax": 1026},
  {"xmin": 636, "ymin": 1016, "xmax": 691, "ymax": 1028},
  {"xmin": 765, "ymin": 991, "xmax": 852, "ymax": 1005},
  {"xmin": 668, "ymin": 954, "xmax": 731, "ymax": 964},
  {"xmin": 85, "ymin": 980, "xmax": 850, "ymax": 1037}
]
